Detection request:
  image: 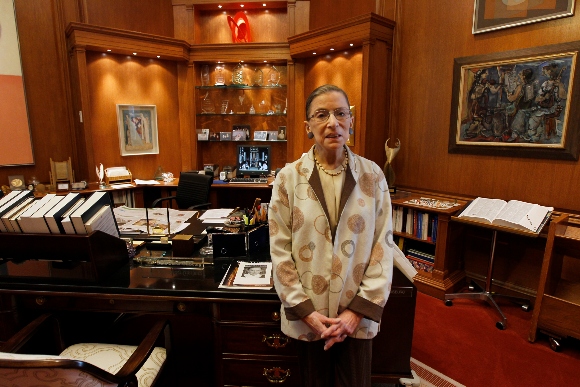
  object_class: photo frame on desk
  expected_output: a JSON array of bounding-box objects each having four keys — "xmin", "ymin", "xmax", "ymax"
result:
[
  {"xmin": 473, "ymin": 0, "xmax": 575, "ymax": 34},
  {"xmin": 448, "ymin": 42, "xmax": 580, "ymax": 161},
  {"xmin": 117, "ymin": 104, "xmax": 159, "ymax": 156}
]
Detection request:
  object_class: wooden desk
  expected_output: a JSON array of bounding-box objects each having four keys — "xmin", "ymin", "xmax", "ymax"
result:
[{"xmin": 0, "ymin": 257, "xmax": 415, "ymax": 386}]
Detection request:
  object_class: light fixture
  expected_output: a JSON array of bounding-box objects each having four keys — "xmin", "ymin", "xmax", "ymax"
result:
[
  {"xmin": 330, "ymin": 48, "xmax": 335, "ymax": 51},
  {"xmin": 107, "ymin": 49, "xmax": 111, "ymax": 52},
  {"xmin": 157, "ymin": 55, "xmax": 160, "ymax": 58},
  {"xmin": 263, "ymin": 60, "xmax": 267, "ymax": 62},
  {"xmin": 241, "ymin": 4, "xmax": 244, "ymax": 7},
  {"xmin": 263, "ymin": 3, "xmax": 267, "ymax": 6},
  {"xmin": 350, "ymin": 43, "xmax": 354, "ymax": 47},
  {"xmin": 312, "ymin": 52, "xmax": 316, "ymax": 55},
  {"xmin": 133, "ymin": 52, "xmax": 137, "ymax": 55},
  {"xmin": 218, "ymin": 5, "xmax": 222, "ymax": 8}
]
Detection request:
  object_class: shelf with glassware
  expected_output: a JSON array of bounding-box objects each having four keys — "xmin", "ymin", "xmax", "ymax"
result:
[
  {"xmin": 391, "ymin": 190, "xmax": 469, "ymax": 300},
  {"xmin": 194, "ymin": 62, "xmax": 288, "ymax": 169}
]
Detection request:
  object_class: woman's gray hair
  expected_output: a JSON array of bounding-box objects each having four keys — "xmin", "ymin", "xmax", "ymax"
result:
[{"xmin": 305, "ymin": 84, "xmax": 351, "ymax": 119}]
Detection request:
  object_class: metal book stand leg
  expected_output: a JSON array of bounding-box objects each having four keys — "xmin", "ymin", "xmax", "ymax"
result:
[{"xmin": 444, "ymin": 230, "xmax": 531, "ymax": 330}]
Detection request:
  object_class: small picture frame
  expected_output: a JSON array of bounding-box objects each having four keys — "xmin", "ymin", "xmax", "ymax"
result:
[
  {"xmin": 116, "ymin": 104, "xmax": 159, "ymax": 156},
  {"xmin": 8, "ymin": 175, "xmax": 25, "ymax": 190},
  {"xmin": 233, "ymin": 262, "xmax": 272, "ymax": 286},
  {"xmin": 197, "ymin": 129, "xmax": 209, "ymax": 141},
  {"xmin": 267, "ymin": 131, "xmax": 278, "ymax": 141},
  {"xmin": 220, "ymin": 132, "xmax": 232, "ymax": 141},
  {"xmin": 277, "ymin": 126, "xmax": 286, "ymax": 140},
  {"xmin": 233, "ymin": 124, "xmax": 251, "ymax": 140},
  {"xmin": 253, "ymin": 131, "xmax": 268, "ymax": 141},
  {"xmin": 209, "ymin": 132, "xmax": 220, "ymax": 141},
  {"xmin": 57, "ymin": 182, "xmax": 70, "ymax": 191}
]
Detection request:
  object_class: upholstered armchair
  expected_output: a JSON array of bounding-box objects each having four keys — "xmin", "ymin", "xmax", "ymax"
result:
[{"xmin": 0, "ymin": 314, "xmax": 171, "ymax": 387}]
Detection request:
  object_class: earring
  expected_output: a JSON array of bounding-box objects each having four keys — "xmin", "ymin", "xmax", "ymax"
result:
[
  {"xmin": 349, "ymin": 128, "xmax": 354, "ymax": 135},
  {"xmin": 307, "ymin": 132, "xmax": 314, "ymax": 139}
]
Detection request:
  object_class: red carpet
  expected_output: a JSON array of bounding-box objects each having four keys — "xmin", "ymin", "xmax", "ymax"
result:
[{"xmin": 411, "ymin": 292, "xmax": 580, "ymax": 386}]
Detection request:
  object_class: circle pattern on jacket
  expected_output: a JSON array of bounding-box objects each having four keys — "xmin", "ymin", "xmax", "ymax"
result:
[
  {"xmin": 359, "ymin": 172, "xmax": 376, "ymax": 197},
  {"xmin": 276, "ymin": 260, "xmax": 299, "ymax": 286}
]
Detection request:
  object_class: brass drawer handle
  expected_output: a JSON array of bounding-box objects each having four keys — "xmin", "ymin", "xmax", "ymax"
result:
[
  {"xmin": 262, "ymin": 333, "xmax": 290, "ymax": 349},
  {"xmin": 35, "ymin": 297, "xmax": 46, "ymax": 306},
  {"xmin": 263, "ymin": 366, "xmax": 291, "ymax": 383},
  {"xmin": 271, "ymin": 311, "xmax": 280, "ymax": 321}
]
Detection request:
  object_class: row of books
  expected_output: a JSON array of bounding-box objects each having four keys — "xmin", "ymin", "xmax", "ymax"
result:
[
  {"xmin": 392, "ymin": 206, "xmax": 439, "ymax": 243},
  {"xmin": 406, "ymin": 248, "xmax": 435, "ymax": 274},
  {"xmin": 0, "ymin": 190, "xmax": 119, "ymax": 237}
]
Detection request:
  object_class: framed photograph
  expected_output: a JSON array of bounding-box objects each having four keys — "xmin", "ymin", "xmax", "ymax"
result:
[
  {"xmin": 8, "ymin": 175, "xmax": 25, "ymax": 190},
  {"xmin": 220, "ymin": 131, "xmax": 232, "ymax": 141},
  {"xmin": 209, "ymin": 132, "xmax": 220, "ymax": 141},
  {"xmin": 253, "ymin": 131, "xmax": 268, "ymax": 141},
  {"xmin": 233, "ymin": 262, "xmax": 272, "ymax": 286},
  {"xmin": 277, "ymin": 126, "xmax": 287, "ymax": 140},
  {"xmin": 267, "ymin": 131, "xmax": 278, "ymax": 141},
  {"xmin": 232, "ymin": 125, "xmax": 250, "ymax": 141},
  {"xmin": 448, "ymin": 41, "xmax": 580, "ymax": 160},
  {"xmin": 196, "ymin": 128, "xmax": 209, "ymax": 141},
  {"xmin": 116, "ymin": 104, "xmax": 159, "ymax": 156},
  {"xmin": 473, "ymin": 0, "xmax": 575, "ymax": 34}
]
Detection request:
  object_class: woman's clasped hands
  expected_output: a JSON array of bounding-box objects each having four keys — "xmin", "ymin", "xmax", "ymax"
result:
[{"xmin": 302, "ymin": 309, "xmax": 363, "ymax": 350}]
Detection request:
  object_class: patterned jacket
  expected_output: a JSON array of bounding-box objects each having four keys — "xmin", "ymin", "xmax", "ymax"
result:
[{"xmin": 268, "ymin": 145, "xmax": 396, "ymax": 341}]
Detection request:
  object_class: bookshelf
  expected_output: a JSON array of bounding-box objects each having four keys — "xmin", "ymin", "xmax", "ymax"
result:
[
  {"xmin": 391, "ymin": 190, "xmax": 468, "ymax": 299},
  {"xmin": 529, "ymin": 213, "xmax": 580, "ymax": 351}
]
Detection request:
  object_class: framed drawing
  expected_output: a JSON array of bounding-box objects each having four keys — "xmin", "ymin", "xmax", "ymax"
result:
[
  {"xmin": 220, "ymin": 131, "xmax": 232, "ymax": 141},
  {"xmin": 448, "ymin": 41, "xmax": 580, "ymax": 160},
  {"xmin": 267, "ymin": 131, "xmax": 278, "ymax": 141},
  {"xmin": 117, "ymin": 104, "xmax": 159, "ymax": 156},
  {"xmin": 473, "ymin": 0, "xmax": 575, "ymax": 34}
]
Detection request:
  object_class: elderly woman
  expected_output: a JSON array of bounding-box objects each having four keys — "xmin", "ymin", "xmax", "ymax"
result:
[{"xmin": 268, "ymin": 84, "xmax": 400, "ymax": 386}]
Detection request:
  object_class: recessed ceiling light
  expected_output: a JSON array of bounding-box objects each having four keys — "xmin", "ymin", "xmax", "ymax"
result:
[
  {"xmin": 157, "ymin": 55, "xmax": 160, "ymax": 58},
  {"xmin": 241, "ymin": 4, "xmax": 244, "ymax": 7},
  {"xmin": 107, "ymin": 49, "xmax": 111, "ymax": 52},
  {"xmin": 263, "ymin": 3, "xmax": 266, "ymax": 6},
  {"xmin": 133, "ymin": 52, "xmax": 137, "ymax": 55},
  {"xmin": 218, "ymin": 5, "xmax": 222, "ymax": 8},
  {"xmin": 330, "ymin": 48, "xmax": 335, "ymax": 51},
  {"xmin": 264, "ymin": 60, "xmax": 267, "ymax": 62},
  {"xmin": 312, "ymin": 52, "xmax": 316, "ymax": 55},
  {"xmin": 350, "ymin": 43, "xmax": 354, "ymax": 47}
]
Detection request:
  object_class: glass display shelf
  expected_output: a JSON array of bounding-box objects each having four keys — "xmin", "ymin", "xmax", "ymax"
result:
[{"xmin": 196, "ymin": 85, "xmax": 287, "ymax": 90}]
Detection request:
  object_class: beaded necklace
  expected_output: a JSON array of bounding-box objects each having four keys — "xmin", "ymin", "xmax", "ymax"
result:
[{"xmin": 313, "ymin": 147, "xmax": 349, "ymax": 176}]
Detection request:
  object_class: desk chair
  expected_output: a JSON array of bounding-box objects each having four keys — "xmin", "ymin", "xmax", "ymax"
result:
[
  {"xmin": 152, "ymin": 171, "xmax": 212, "ymax": 210},
  {"xmin": 0, "ymin": 314, "xmax": 171, "ymax": 387}
]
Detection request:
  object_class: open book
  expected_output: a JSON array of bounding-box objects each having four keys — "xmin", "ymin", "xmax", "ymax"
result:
[{"xmin": 458, "ymin": 197, "xmax": 553, "ymax": 233}]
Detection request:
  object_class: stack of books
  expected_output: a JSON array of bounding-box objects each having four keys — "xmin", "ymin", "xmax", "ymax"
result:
[
  {"xmin": 0, "ymin": 191, "xmax": 119, "ymax": 238},
  {"xmin": 406, "ymin": 248, "xmax": 435, "ymax": 274}
]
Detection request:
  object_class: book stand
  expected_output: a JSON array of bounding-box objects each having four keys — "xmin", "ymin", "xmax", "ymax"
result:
[{"xmin": 443, "ymin": 218, "xmax": 548, "ymax": 329}]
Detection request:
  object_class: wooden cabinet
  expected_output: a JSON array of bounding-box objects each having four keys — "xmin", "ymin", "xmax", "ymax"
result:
[
  {"xmin": 213, "ymin": 302, "xmax": 300, "ymax": 386},
  {"xmin": 529, "ymin": 213, "xmax": 580, "ymax": 350},
  {"xmin": 391, "ymin": 190, "xmax": 468, "ymax": 300}
]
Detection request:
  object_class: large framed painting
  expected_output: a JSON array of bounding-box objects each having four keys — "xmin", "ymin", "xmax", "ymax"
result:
[
  {"xmin": 116, "ymin": 104, "xmax": 159, "ymax": 156},
  {"xmin": 0, "ymin": 0, "xmax": 34, "ymax": 166},
  {"xmin": 449, "ymin": 41, "xmax": 580, "ymax": 160},
  {"xmin": 473, "ymin": 0, "xmax": 575, "ymax": 34}
]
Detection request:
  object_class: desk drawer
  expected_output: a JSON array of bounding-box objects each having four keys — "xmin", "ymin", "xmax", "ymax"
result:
[
  {"xmin": 219, "ymin": 323, "xmax": 295, "ymax": 356},
  {"xmin": 222, "ymin": 357, "xmax": 300, "ymax": 387},
  {"xmin": 217, "ymin": 302, "xmax": 281, "ymax": 323}
]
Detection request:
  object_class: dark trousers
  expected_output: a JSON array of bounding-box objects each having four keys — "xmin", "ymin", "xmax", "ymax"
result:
[{"xmin": 295, "ymin": 337, "xmax": 372, "ymax": 387}]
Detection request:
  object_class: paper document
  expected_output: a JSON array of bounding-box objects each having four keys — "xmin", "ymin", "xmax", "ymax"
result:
[
  {"xmin": 134, "ymin": 179, "xmax": 160, "ymax": 185},
  {"xmin": 199, "ymin": 208, "xmax": 234, "ymax": 220},
  {"xmin": 113, "ymin": 206, "xmax": 196, "ymax": 235}
]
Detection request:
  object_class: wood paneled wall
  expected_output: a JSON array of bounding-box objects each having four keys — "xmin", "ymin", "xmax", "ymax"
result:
[
  {"xmin": 391, "ymin": 0, "xmax": 580, "ymax": 212},
  {"xmin": 86, "ymin": 52, "xmax": 183, "ymax": 180}
]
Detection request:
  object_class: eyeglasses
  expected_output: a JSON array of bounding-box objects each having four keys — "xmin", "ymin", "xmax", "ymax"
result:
[{"xmin": 308, "ymin": 108, "xmax": 352, "ymax": 123}]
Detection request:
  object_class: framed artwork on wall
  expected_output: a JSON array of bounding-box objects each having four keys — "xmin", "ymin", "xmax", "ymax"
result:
[
  {"xmin": 473, "ymin": 0, "xmax": 575, "ymax": 34},
  {"xmin": 448, "ymin": 41, "xmax": 580, "ymax": 161},
  {"xmin": 117, "ymin": 104, "xmax": 159, "ymax": 156}
]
